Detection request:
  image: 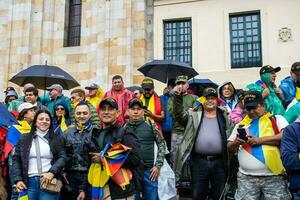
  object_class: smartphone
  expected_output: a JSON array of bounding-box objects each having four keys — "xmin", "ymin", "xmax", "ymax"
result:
[{"xmin": 237, "ymin": 127, "xmax": 248, "ymax": 141}]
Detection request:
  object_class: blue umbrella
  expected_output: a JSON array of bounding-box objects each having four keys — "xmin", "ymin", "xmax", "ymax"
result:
[
  {"xmin": 0, "ymin": 103, "xmax": 17, "ymax": 128},
  {"xmin": 138, "ymin": 60, "xmax": 198, "ymax": 83},
  {"xmin": 9, "ymin": 65, "xmax": 79, "ymax": 90}
]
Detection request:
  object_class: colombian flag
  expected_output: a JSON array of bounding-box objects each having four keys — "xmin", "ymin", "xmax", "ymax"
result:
[
  {"xmin": 18, "ymin": 190, "xmax": 29, "ymax": 200},
  {"xmin": 88, "ymin": 143, "xmax": 132, "ymax": 200},
  {"xmin": 255, "ymin": 80, "xmax": 267, "ymax": 89},
  {"xmin": 56, "ymin": 116, "xmax": 69, "ymax": 136},
  {"xmin": 2, "ymin": 120, "xmax": 31, "ymax": 159},
  {"xmin": 240, "ymin": 113, "xmax": 285, "ymax": 175}
]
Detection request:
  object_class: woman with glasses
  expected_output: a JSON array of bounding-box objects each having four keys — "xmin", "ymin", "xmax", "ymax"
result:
[
  {"xmin": 12, "ymin": 109, "xmax": 66, "ymax": 200},
  {"xmin": 53, "ymin": 102, "xmax": 71, "ymax": 136}
]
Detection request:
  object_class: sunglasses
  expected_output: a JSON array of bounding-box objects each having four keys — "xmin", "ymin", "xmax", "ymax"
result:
[{"xmin": 55, "ymin": 107, "xmax": 65, "ymax": 111}]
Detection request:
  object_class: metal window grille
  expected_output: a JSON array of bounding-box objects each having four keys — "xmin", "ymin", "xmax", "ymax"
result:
[
  {"xmin": 229, "ymin": 12, "xmax": 262, "ymax": 68},
  {"xmin": 66, "ymin": 0, "xmax": 82, "ymax": 47},
  {"xmin": 164, "ymin": 19, "xmax": 192, "ymax": 66}
]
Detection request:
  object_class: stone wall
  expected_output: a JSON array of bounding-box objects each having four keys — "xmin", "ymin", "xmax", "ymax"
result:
[{"xmin": 0, "ymin": 0, "xmax": 153, "ymax": 100}]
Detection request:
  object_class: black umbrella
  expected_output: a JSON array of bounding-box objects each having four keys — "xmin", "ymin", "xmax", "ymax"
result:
[
  {"xmin": 9, "ymin": 65, "xmax": 80, "ymax": 90},
  {"xmin": 188, "ymin": 78, "xmax": 218, "ymax": 97},
  {"xmin": 138, "ymin": 60, "xmax": 198, "ymax": 83},
  {"xmin": 126, "ymin": 86, "xmax": 142, "ymax": 92}
]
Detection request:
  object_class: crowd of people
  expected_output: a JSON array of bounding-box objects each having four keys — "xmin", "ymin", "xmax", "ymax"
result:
[{"xmin": 0, "ymin": 62, "xmax": 300, "ymax": 200}]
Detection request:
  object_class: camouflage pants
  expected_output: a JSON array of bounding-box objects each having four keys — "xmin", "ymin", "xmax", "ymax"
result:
[
  {"xmin": 170, "ymin": 132, "xmax": 184, "ymax": 168},
  {"xmin": 235, "ymin": 172, "xmax": 291, "ymax": 200}
]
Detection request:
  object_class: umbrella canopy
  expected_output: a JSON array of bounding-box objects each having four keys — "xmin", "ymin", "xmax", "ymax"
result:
[
  {"xmin": 188, "ymin": 78, "xmax": 218, "ymax": 97},
  {"xmin": 9, "ymin": 65, "xmax": 80, "ymax": 89},
  {"xmin": 126, "ymin": 86, "xmax": 142, "ymax": 92},
  {"xmin": 138, "ymin": 60, "xmax": 198, "ymax": 83}
]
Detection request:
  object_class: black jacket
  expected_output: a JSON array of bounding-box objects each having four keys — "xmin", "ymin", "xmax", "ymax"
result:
[
  {"xmin": 12, "ymin": 132, "xmax": 66, "ymax": 185},
  {"xmin": 88, "ymin": 124, "xmax": 143, "ymax": 199}
]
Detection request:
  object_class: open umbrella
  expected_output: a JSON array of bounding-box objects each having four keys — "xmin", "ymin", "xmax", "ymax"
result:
[
  {"xmin": 126, "ymin": 86, "xmax": 142, "ymax": 92},
  {"xmin": 188, "ymin": 78, "xmax": 218, "ymax": 97},
  {"xmin": 138, "ymin": 60, "xmax": 198, "ymax": 83},
  {"xmin": 9, "ymin": 65, "xmax": 80, "ymax": 90}
]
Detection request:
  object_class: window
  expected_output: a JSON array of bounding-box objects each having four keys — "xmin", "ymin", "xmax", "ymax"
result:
[
  {"xmin": 64, "ymin": 0, "xmax": 82, "ymax": 47},
  {"xmin": 164, "ymin": 19, "xmax": 192, "ymax": 65},
  {"xmin": 229, "ymin": 12, "xmax": 262, "ymax": 68}
]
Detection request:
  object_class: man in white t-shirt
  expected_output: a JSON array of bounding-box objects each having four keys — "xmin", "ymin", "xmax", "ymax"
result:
[{"xmin": 227, "ymin": 90, "xmax": 291, "ymax": 200}]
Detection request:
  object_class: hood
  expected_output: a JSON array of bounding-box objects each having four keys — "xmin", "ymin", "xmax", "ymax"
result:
[{"xmin": 218, "ymin": 81, "xmax": 236, "ymax": 98}]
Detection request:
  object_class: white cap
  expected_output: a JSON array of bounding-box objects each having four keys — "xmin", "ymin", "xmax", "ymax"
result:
[{"xmin": 18, "ymin": 102, "xmax": 35, "ymax": 113}]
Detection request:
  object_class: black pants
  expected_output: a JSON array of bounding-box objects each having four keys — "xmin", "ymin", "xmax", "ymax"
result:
[
  {"xmin": 191, "ymin": 154, "xmax": 227, "ymax": 200},
  {"xmin": 60, "ymin": 171, "xmax": 90, "ymax": 200}
]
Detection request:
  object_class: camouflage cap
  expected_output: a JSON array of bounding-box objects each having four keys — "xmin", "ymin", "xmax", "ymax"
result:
[{"xmin": 175, "ymin": 75, "xmax": 188, "ymax": 84}]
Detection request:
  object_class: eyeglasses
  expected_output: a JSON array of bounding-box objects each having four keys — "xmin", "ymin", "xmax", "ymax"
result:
[{"xmin": 55, "ymin": 107, "xmax": 65, "ymax": 111}]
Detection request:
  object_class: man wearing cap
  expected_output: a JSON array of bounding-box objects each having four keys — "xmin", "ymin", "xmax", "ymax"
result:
[
  {"xmin": 168, "ymin": 75, "xmax": 197, "ymax": 166},
  {"xmin": 227, "ymin": 91, "xmax": 290, "ymax": 199},
  {"xmin": 88, "ymin": 97, "xmax": 142, "ymax": 200},
  {"xmin": 45, "ymin": 84, "xmax": 72, "ymax": 116},
  {"xmin": 8, "ymin": 83, "xmax": 35, "ymax": 112},
  {"xmin": 247, "ymin": 65, "xmax": 285, "ymax": 115},
  {"xmin": 104, "ymin": 75, "xmax": 133, "ymax": 126},
  {"xmin": 124, "ymin": 98, "xmax": 166, "ymax": 200},
  {"xmin": 173, "ymin": 87, "xmax": 231, "ymax": 200},
  {"xmin": 279, "ymin": 62, "xmax": 300, "ymax": 107},
  {"xmin": 140, "ymin": 78, "xmax": 165, "ymax": 130},
  {"xmin": 70, "ymin": 88, "xmax": 100, "ymax": 129},
  {"xmin": 85, "ymin": 83, "xmax": 104, "ymax": 110}
]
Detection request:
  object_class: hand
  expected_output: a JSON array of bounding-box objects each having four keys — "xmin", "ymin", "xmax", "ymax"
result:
[
  {"xmin": 77, "ymin": 191, "xmax": 85, "ymax": 200},
  {"xmin": 89, "ymin": 152, "xmax": 101, "ymax": 163},
  {"xmin": 144, "ymin": 109, "xmax": 153, "ymax": 118},
  {"xmin": 262, "ymin": 88, "xmax": 270, "ymax": 98},
  {"xmin": 173, "ymin": 85, "xmax": 182, "ymax": 95},
  {"xmin": 16, "ymin": 181, "xmax": 27, "ymax": 193},
  {"xmin": 149, "ymin": 167, "xmax": 160, "ymax": 181},
  {"xmin": 247, "ymin": 136, "xmax": 262, "ymax": 146},
  {"xmin": 41, "ymin": 172, "xmax": 54, "ymax": 186},
  {"xmin": 235, "ymin": 135, "xmax": 246, "ymax": 145}
]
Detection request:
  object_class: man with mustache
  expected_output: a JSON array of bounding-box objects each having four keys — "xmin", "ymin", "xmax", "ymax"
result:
[{"xmin": 173, "ymin": 87, "xmax": 232, "ymax": 200}]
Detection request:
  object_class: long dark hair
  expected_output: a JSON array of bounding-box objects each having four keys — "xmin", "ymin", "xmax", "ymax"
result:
[{"xmin": 29, "ymin": 109, "xmax": 55, "ymax": 138}]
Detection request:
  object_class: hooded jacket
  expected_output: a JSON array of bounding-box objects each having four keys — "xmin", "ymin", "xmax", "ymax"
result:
[{"xmin": 218, "ymin": 81, "xmax": 238, "ymax": 112}]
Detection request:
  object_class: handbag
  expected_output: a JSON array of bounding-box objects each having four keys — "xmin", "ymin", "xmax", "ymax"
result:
[{"xmin": 34, "ymin": 135, "xmax": 63, "ymax": 193}]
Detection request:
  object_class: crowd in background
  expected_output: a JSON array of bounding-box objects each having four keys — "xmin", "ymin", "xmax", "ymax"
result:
[{"xmin": 0, "ymin": 62, "xmax": 300, "ymax": 200}]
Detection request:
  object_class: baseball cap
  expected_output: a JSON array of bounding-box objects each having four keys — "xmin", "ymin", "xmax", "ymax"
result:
[
  {"xmin": 46, "ymin": 84, "xmax": 63, "ymax": 92},
  {"xmin": 243, "ymin": 90, "xmax": 264, "ymax": 108},
  {"xmin": 175, "ymin": 75, "xmax": 188, "ymax": 84},
  {"xmin": 141, "ymin": 78, "xmax": 154, "ymax": 90},
  {"xmin": 4, "ymin": 86, "xmax": 15, "ymax": 94},
  {"xmin": 18, "ymin": 102, "xmax": 35, "ymax": 113},
  {"xmin": 99, "ymin": 97, "xmax": 118, "ymax": 109},
  {"xmin": 128, "ymin": 98, "xmax": 143, "ymax": 108},
  {"xmin": 203, "ymin": 87, "xmax": 218, "ymax": 97},
  {"xmin": 85, "ymin": 83, "xmax": 99, "ymax": 90},
  {"xmin": 291, "ymin": 62, "xmax": 300, "ymax": 76},
  {"xmin": 259, "ymin": 65, "xmax": 281, "ymax": 74}
]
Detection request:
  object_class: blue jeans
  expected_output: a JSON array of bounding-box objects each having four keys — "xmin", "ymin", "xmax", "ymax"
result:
[
  {"xmin": 135, "ymin": 169, "xmax": 158, "ymax": 200},
  {"xmin": 27, "ymin": 176, "xmax": 60, "ymax": 200}
]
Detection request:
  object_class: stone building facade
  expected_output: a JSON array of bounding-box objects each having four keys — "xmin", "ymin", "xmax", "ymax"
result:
[{"xmin": 0, "ymin": 0, "xmax": 154, "ymax": 99}]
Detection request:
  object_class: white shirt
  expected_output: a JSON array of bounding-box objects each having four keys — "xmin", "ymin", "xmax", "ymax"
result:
[
  {"xmin": 28, "ymin": 129, "xmax": 53, "ymax": 177},
  {"xmin": 228, "ymin": 115, "xmax": 288, "ymax": 176}
]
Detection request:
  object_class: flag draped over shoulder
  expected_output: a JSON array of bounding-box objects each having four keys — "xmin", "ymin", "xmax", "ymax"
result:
[
  {"xmin": 88, "ymin": 143, "xmax": 132, "ymax": 200},
  {"xmin": 2, "ymin": 120, "xmax": 31, "ymax": 159},
  {"xmin": 55, "ymin": 116, "xmax": 69, "ymax": 136},
  {"xmin": 239, "ymin": 113, "xmax": 285, "ymax": 175},
  {"xmin": 140, "ymin": 94, "xmax": 162, "ymax": 130}
]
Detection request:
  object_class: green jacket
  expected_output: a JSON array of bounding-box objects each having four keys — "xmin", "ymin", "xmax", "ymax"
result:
[
  {"xmin": 173, "ymin": 94, "xmax": 233, "ymax": 181},
  {"xmin": 8, "ymin": 96, "xmax": 25, "ymax": 112},
  {"xmin": 124, "ymin": 119, "xmax": 166, "ymax": 169},
  {"xmin": 168, "ymin": 93, "xmax": 198, "ymax": 133}
]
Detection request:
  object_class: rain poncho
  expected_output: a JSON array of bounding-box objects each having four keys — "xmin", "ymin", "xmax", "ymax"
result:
[
  {"xmin": 246, "ymin": 73, "xmax": 285, "ymax": 115},
  {"xmin": 284, "ymin": 87, "xmax": 300, "ymax": 123},
  {"xmin": 279, "ymin": 76, "xmax": 296, "ymax": 106}
]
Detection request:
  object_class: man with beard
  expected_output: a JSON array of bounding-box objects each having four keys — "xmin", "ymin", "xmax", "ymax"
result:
[{"xmin": 173, "ymin": 87, "xmax": 231, "ymax": 200}]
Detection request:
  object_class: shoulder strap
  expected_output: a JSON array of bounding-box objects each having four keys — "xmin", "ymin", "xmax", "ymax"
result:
[
  {"xmin": 34, "ymin": 136, "xmax": 43, "ymax": 175},
  {"xmin": 269, "ymin": 115, "xmax": 280, "ymax": 135}
]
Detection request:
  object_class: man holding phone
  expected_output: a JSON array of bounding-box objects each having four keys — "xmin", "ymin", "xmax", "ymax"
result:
[{"xmin": 227, "ymin": 90, "xmax": 290, "ymax": 199}]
